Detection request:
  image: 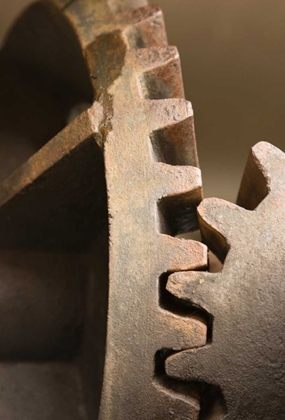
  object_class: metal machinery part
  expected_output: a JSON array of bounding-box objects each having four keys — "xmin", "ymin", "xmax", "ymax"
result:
[
  {"xmin": 1, "ymin": 1, "xmax": 285, "ymax": 420},
  {"xmin": 167, "ymin": 142, "xmax": 285, "ymax": 419},
  {"xmin": 0, "ymin": 0, "xmax": 207, "ymax": 419}
]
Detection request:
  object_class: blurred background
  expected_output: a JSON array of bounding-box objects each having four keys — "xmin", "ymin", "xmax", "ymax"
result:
[{"xmin": 0, "ymin": 0, "xmax": 284, "ymax": 202}]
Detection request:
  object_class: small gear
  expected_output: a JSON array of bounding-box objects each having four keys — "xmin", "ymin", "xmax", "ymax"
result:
[{"xmin": 166, "ymin": 141, "xmax": 285, "ymax": 419}]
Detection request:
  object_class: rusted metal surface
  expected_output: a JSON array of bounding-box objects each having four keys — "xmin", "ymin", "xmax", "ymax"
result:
[
  {"xmin": 0, "ymin": 0, "xmax": 207, "ymax": 418},
  {"xmin": 167, "ymin": 142, "xmax": 285, "ymax": 419},
  {"xmin": 3, "ymin": 0, "xmax": 283, "ymax": 418},
  {"xmin": 101, "ymin": 47, "xmax": 207, "ymax": 419}
]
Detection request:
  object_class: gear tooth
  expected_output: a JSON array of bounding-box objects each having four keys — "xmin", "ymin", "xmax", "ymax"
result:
[
  {"xmin": 158, "ymin": 236, "xmax": 207, "ymax": 272},
  {"xmin": 157, "ymin": 312, "xmax": 207, "ymax": 350},
  {"xmin": 64, "ymin": 3, "xmax": 166, "ymax": 48},
  {"xmin": 133, "ymin": 46, "xmax": 179, "ymax": 72},
  {"xmin": 153, "ymin": 379, "xmax": 200, "ymax": 420},
  {"xmin": 120, "ymin": 4, "xmax": 163, "ymax": 26},
  {"xmin": 146, "ymin": 98, "xmax": 193, "ymax": 131},
  {"xmin": 133, "ymin": 46, "xmax": 184, "ymax": 100},
  {"xmin": 167, "ymin": 271, "xmax": 218, "ymax": 314},
  {"xmin": 198, "ymin": 198, "xmax": 247, "ymax": 262},
  {"xmin": 121, "ymin": 4, "xmax": 162, "ymax": 24},
  {"xmin": 237, "ymin": 141, "xmax": 285, "ymax": 210},
  {"xmin": 198, "ymin": 198, "xmax": 241, "ymax": 235},
  {"xmin": 165, "ymin": 347, "xmax": 217, "ymax": 385},
  {"xmin": 107, "ymin": 0, "xmax": 148, "ymax": 14},
  {"xmin": 156, "ymin": 164, "xmax": 201, "ymax": 198},
  {"xmin": 123, "ymin": 5, "xmax": 167, "ymax": 48},
  {"xmin": 252, "ymin": 141, "xmax": 284, "ymax": 167}
]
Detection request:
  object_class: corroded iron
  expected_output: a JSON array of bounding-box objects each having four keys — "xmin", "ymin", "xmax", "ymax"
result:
[
  {"xmin": 2, "ymin": 1, "xmax": 283, "ymax": 418},
  {"xmin": 167, "ymin": 142, "xmax": 285, "ymax": 419},
  {"xmin": 0, "ymin": 0, "xmax": 206, "ymax": 418}
]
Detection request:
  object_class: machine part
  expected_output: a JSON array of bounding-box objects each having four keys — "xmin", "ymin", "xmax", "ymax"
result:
[
  {"xmin": 0, "ymin": 0, "xmax": 207, "ymax": 419},
  {"xmin": 166, "ymin": 142, "xmax": 285, "ymax": 419}
]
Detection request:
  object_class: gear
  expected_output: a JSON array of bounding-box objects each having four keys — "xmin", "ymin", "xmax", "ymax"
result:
[
  {"xmin": 0, "ymin": 0, "xmax": 207, "ymax": 419},
  {"xmin": 166, "ymin": 142, "xmax": 285, "ymax": 419}
]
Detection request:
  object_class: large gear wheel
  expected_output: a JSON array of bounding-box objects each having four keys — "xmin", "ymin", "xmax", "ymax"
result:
[
  {"xmin": 0, "ymin": 0, "xmax": 207, "ymax": 419},
  {"xmin": 166, "ymin": 141, "xmax": 285, "ymax": 419}
]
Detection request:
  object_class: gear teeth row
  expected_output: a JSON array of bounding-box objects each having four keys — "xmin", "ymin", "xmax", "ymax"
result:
[
  {"xmin": 65, "ymin": 3, "xmax": 166, "ymax": 48},
  {"xmin": 165, "ymin": 142, "xmax": 285, "ymax": 419},
  {"xmin": 101, "ymin": 10, "xmax": 207, "ymax": 415},
  {"xmin": 1, "ymin": 1, "xmax": 207, "ymax": 418},
  {"xmin": 133, "ymin": 47, "xmax": 198, "ymax": 165}
]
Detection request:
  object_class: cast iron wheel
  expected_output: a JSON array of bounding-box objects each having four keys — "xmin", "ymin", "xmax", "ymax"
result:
[{"xmin": 0, "ymin": 0, "xmax": 206, "ymax": 419}]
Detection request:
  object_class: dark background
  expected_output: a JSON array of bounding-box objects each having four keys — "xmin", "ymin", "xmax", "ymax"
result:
[{"xmin": 1, "ymin": 0, "xmax": 285, "ymax": 202}]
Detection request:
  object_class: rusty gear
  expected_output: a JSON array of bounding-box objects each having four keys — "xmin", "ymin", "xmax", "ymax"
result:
[
  {"xmin": 166, "ymin": 142, "xmax": 285, "ymax": 419},
  {"xmin": 0, "ymin": 0, "xmax": 207, "ymax": 419}
]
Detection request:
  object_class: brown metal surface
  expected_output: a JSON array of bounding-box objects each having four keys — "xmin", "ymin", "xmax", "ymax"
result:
[
  {"xmin": 167, "ymin": 142, "xmax": 285, "ymax": 419},
  {"xmin": 2, "ymin": 1, "xmax": 284, "ymax": 418},
  {"xmin": 0, "ymin": 0, "xmax": 207, "ymax": 418}
]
